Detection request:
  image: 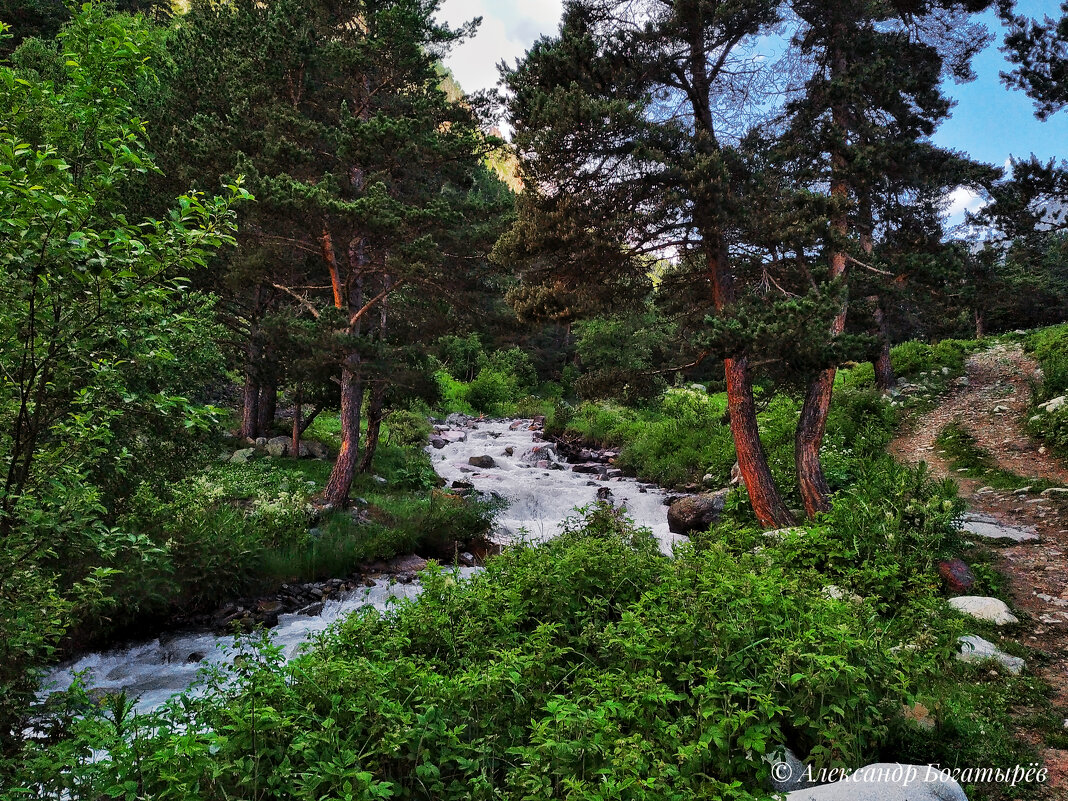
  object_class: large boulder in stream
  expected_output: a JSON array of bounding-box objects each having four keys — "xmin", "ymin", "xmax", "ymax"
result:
[{"xmin": 667, "ymin": 489, "xmax": 729, "ymax": 534}]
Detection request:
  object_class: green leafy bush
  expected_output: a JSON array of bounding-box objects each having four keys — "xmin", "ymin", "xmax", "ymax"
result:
[
  {"xmin": 1026, "ymin": 324, "xmax": 1068, "ymax": 401},
  {"xmin": 385, "ymin": 410, "xmax": 432, "ymax": 449},
  {"xmin": 890, "ymin": 339, "xmax": 978, "ymax": 379}
]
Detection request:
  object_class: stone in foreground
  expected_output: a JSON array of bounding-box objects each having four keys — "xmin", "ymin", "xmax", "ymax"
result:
[
  {"xmin": 961, "ymin": 513, "xmax": 1038, "ymax": 543},
  {"xmin": 948, "ymin": 596, "xmax": 1019, "ymax": 625},
  {"xmin": 957, "ymin": 635, "xmax": 1025, "ymax": 675},
  {"xmin": 786, "ymin": 763, "xmax": 967, "ymax": 800},
  {"xmin": 938, "ymin": 559, "xmax": 975, "ymax": 594}
]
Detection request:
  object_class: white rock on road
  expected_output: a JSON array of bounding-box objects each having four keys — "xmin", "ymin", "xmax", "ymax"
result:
[
  {"xmin": 948, "ymin": 596, "xmax": 1019, "ymax": 625},
  {"xmin": 957, "ymin": 635, "xmax": 1025, "ymax": 675}
]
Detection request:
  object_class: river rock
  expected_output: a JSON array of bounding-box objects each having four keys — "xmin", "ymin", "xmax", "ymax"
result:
[
  {"xmin": 957, "ymin": 634, "xmax": 1025, "ymax": 675},
  {"xmin": 430, "ymin": 436, "xmax": 447, "ymax": 449},
  {"xmin": 667, "ymin": 489, "xmax": 729, "ymax": 534},
  {"xmin": 948, "ymin": 596, "xmax": 1019, "ymax": 625},
  {"xmin": 446, "ymin": 413, "xmax": 472, "ymax": 426},
  {"xmin": 785, "ymin": 763, "xmax": 967, "ymax": 801},
  {"xmin": 938, "ymin": 559, "xmax": 975, "ymax": 594},
  {"xmin": 1041, "ymin": 395, "xmax": 1067, "ymax": 413},
  {"xmin": 387, "ymin": 554, "xmax": 429, "ymax": 574}
]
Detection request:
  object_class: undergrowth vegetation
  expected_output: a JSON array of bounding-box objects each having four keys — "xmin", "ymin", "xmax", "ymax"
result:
[{"xmin": 7, "ymin": 493, "xmax": 1040, "ymax": 801}]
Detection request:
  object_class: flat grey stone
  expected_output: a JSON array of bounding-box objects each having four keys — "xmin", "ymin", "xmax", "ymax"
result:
[
  {"xmin": 961, "ymin": 514, "xmax": 1038, "ymax": 543},
  {"xmin": 786, "ymin": 763, "xmax": 967, "ymax": 800},
  {"xmin": 957, "ymin": 635, "xmax": 1025, "ymax": 675},
  {"xmin": 948, "ymin": 596, "xmax": 1019, "ymax": 625}
]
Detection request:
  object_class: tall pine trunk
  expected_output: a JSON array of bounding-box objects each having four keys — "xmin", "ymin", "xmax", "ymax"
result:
[
  {"xmin": 241, "ymin": 375, "xmax": 260, "ymax": 440},
  {"xmin": 323, "ymin": 228, "xmax": 366, "ymax": 507},
  {"xmin": 324, "ymin": 355, "xmax": 364, "ymax": 505},
  {"xmin": 359, "ymin": 279, "xmax": 390, "ymax": 474},
  {"xmin": 257, "ymin": 375, "xmax": 277, "ymax": 436},
  {"xmin": 708, "ymin": 246, "xmax": 794, "ymax": 528},
  {"xmin": 795, "ymin": 33, "xmax": 850, "ymax": 518}
]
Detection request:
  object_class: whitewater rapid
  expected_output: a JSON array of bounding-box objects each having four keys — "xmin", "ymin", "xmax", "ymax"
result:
[{"xmin": 39, "ymin": 418, "xmax": 678, "ymax": 712}]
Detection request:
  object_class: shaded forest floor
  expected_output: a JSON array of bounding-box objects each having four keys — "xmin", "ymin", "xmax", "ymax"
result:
[{"xmin": 891, "ymin": 343, "xmax": 1068, "ymax": 797}]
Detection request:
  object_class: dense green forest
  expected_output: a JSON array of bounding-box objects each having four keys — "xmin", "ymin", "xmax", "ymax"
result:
[{"xmin": 3, "ymin": 0, "xmax": 1068, "ymax": 798}]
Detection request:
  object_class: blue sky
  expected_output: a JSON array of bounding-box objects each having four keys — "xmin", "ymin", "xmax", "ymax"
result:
[{"xmin": 440, "ymin": 0, "xmax": 1067, "ymax": 218}]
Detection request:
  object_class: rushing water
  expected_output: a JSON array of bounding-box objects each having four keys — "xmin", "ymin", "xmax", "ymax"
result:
[
  {"xmin": 432, "ymin": 417, "xmax": 682, "ymax": 552},
  {"xmin": 40, "ymin": 418, "xmax": 678, "ymax": 712}
]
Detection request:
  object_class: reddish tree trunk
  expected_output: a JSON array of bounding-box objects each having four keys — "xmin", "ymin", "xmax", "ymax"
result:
[
  {"xmin": 359, "ymin": 382, "xmax": 386, "ymax": 474},
  {"xmin": 708, "ymin": 245, "xmax": 794, "ymax": 528},
  {"xmin": 323, "ymin": 228, "xmax": 366, "ymax": 507},
  {"xmin": 324, "ymin": 358, "xmax": 364, "ymax": 506},
  {"xmin": 796, "ymin": 33, "xmax": 850, "ymax": 518},
  {"xmin": 292, "ymin": 383, "xmax": 303, "ymax": 456},
  {"xmin": 725, "ymin": 357, "xmax": 795, "ymax": 527}
]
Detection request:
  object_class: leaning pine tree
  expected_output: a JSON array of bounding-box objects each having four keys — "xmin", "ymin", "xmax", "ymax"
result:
[{"xmin": 498, "ymin": 0, "xmax": 797, "ymax": 527}]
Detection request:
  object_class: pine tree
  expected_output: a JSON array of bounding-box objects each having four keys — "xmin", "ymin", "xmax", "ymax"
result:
[
  {"xmin": 499, "ymin": 0, "xmax": 798, "ymax": 527},
  {"xmin": 153, "ymin": 0, "xmax": 509, "ymax": 506},
  {"xmin": 781, "ymin": 0, "xmax": 994, "ymax": 515},
  {"xmin": 1003, "ymin": 1, "xmax": 1068, "ymax": 119}
]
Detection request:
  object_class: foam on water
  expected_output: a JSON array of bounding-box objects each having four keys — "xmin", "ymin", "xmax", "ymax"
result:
[{"xmin": 433, "ymin": 418, "xmax": 681, "ymax": 552}]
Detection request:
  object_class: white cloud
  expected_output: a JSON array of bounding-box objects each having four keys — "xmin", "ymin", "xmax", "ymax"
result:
[
  {"xmin": 945, "ymin": 186, "xmax": 988, "ymax": 220},
  {"xmin": 438, "ymin": 0, "xmax": 564, "ymax": 95}
]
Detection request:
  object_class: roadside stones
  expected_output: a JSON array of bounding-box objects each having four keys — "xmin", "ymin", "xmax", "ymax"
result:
[
  {"xmin": 785, "ymin": 763, "xmax": 967, "ymax": 801},
  {"xmin": 948, "ymin": 596, "xmax": 1019, "ymax": 625},
  {"xmin": 957, "ymin": 635, "xmax": 1025, "ymax": 675},
  {"xmin": 938, "ymin": 559, "xmax": 976, "ymax": 594},
  {"xmin": 1040, "ymin": 395, "xmax": 1067, "ymax": 413},
  {"xmin": 960, "ymin": 513, "xmax": 1038, "ymax": 543},
  {"xmin": 667, "ymin": 489, "xmax": 729, "ymax": 534}
]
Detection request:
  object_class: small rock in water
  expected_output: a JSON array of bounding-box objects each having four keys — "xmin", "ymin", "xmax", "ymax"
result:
[
  {"xmin": 938, "ymin": 559, "xmax": 975, "ymax": 594},
  {"xmin": 298, "ymin": 602, "xmax": 324, "ymax": 617},
  {"xmin": 957, "ymin": 634, "xmax": 1025, "ymax": 675},
  {"xmin": 458, "ymin": 552, "xmax": 476, "ymax": 567},
  {"xmin": 596, "ymin": 487, "xmax": 614, "ymax": 503},
  {"xmin": 468, "ymin": 455, "xmax": 496, "ymax": 469},
  {"xmin": 948, "ymin": 596, "xmax": 1019, "ymax": 625}
]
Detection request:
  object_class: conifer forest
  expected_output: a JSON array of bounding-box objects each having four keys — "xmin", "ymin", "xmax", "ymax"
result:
[{"xmin": 5, "ymin": 0, "xmax": 1068, "ymax": 798}]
